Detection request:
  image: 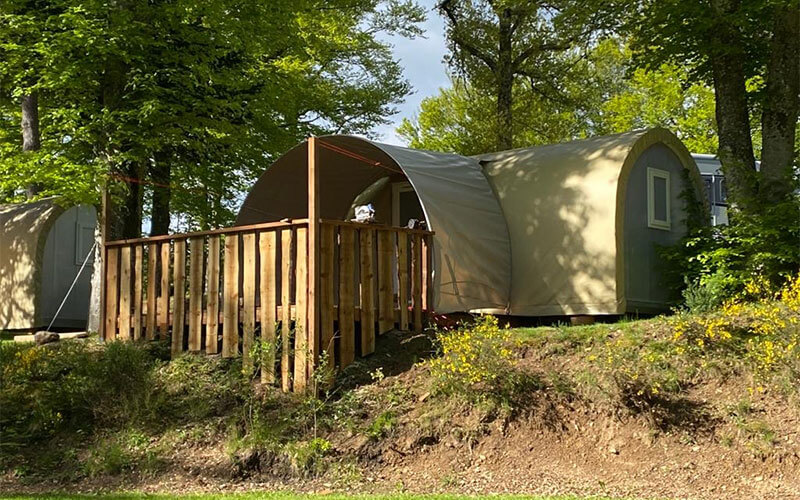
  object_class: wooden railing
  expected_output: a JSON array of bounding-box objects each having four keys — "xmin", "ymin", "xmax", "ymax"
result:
[{"xmin": 102, "ymin": 219, "xmax": 434, "ymax": 393}]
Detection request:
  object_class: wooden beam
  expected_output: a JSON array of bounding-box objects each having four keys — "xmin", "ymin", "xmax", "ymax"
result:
[
  {"xmin": 280, "ymin": 228, "xmax": 294, "ymax": 392},
  {"xmin": 146, "ymin": 243, "xmax": 157, "ymax": 340},
  {"xmin": 294, "ymin": 227, "xmax": 308, "ymax": 392},
  {"xmin": 158, "ymin": 242, "xmax": 170, "ymax": 339},
  {"xmin": 118, "ymin": 246, "xmax": 132, "ymax": 340},
  {"xmin": 377, "ymin": 230, "xmax": 394, "ymax": 334},
  {"xmin": 205, "ymin": 235, "xmax": 220, "ymax": 354},
  {"xmin": 132, "ymin": 245, "xmax": 143, "ymax": 340},
  {"xmin": 259, "ymin": 230, "xmax": 277, "ymax": 384},
  {"xmin": 306, "ymin": 136, "xmax": 320, "ymax": 388},
  {"xmin": 242, "ymin": 232, "xmax": 257, "ymax": 374},
  {"xmin": 104, "ymin": 247, "xmax": 119, "ymax": 341},
  {"xmin": 338, "ymin": 226, "xmax": 356, "ymax": 368},
  {"xmin": 222, "ymin": 234, "xmax": 239, "ymax": 358},
  {"xmin": 171, "ymin": 239, "xmax": 186, "ymax": 357},
  {"xmin": 106, "ymin": 219, "xmax": 310, "ymax": 247},
  {"xmin": 411, "ymin": 234, "xmax": 423, "ymax": 333},
  {"xmin": 397, "ymin": 232, "xmax": 409, "ymax": 331},
  {"xmin": 188, "ymin": 237, "xmax": 204, "ymax": 351},
  {"xmin": 359, "ymin": 228, "xmax": 375, "ymax": 355}
]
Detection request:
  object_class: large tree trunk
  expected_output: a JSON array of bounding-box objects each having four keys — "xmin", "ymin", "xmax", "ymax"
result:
[
  {"xmin": 495, "ymin": 8, "xmax": 514, "ymax": 151},
  {"xmin": 21, "ymin": 92, "xmax": 42, "ymax": 199},
  {"xmin": 759, "ymin": 5, "xmax": 800, "ymax": 205},
  {"xmin": 150, "ymin": 154, "xmax": 171, "ymax": 236},
  {"xmin": 710, "ymin": 0, "xmax": 758, "ymax": 211}
]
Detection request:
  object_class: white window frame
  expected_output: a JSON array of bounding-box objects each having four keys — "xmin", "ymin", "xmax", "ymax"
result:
[
  {"xmin": 647, "ymin": 167, "xmax": 671, "ymax": 231},
  {"xmin": 391, "ymin": 181, "xmax": 414, "ymax": 227}
]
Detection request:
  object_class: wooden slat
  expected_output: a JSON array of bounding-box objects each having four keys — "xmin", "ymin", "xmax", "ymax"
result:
[
  {"xmin": 171, "ymin": 239, "xmax": 186, "ymax": 357},
  {"xmin": 259, "ymin": 231, "xmax": 277, "ymax": 384},
  {"xmin": 118, "ymin": 246, "xmax": 132, "ymax": 340},
  {"xmin": 205, "ymin": 236, "xmax": 220, "ymax": 354},
  {"xmin": 188, "ymin": 237, "xmax": 204, "ymax": 351},
  {"xmin": 294, "ymin": 227, "xmax": 308, "ymax": 392},
  {"xmin": 359, "ymin": 228, "xmax": 375, "ymax": 355},
  {"xmin": 411, "ymin": 233, "xmax": 423, "ymax": 333},
  {"xmin": 319, "ymin": 224, "xmax": 336, "ymax": 374},
  {"xmin": 423, "ymin": 235, "xmax": 434, "ymax": 313},
  {"xmin": 104, "ymin": 247, "xmax": 119, "ymax": 341},
  {"xmin": 306, "ymin": 137, "xmax": 320, "ymax": 386},
  {"xmin": 377, "ymin": 230, "xmax": 394, "ymax": 334},
  {"xmin": 106, "ymin": 219, "xmax": 310, "ymax": 247},
  {"xmin": 133, "ymin": 245, "xmax": 143, "ymax": 340},
  {"xmin": 158, "ymin": 242, "xmax": 170, "ymax": 338},
  {"xmin": 222, "ymin": 234, "xmax": 239, "ymax": 358},
  {"xmin": 242, "ymin": 233, "xmax": 257, "ymax": 374},
  {"xmin": 146, "ymin": 243, "xmax": 157, "ymax": 340},
  {"xmin": 397, "ymin": 232, "xmax": 409, "ymax": 331},
  {"xmin": 280, "ymin": 228, "xmax": 294, "ymax": 392},
  {"xmin": 338, "ymin": 226, "xmax": 356, "ymax": 368}
]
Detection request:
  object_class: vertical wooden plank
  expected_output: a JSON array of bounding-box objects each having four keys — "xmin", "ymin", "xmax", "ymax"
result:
[
  {"xmin": 158, "ymin": 242, "xmax": 170, "ymax": 338},
  {"xmin": 338, "ymin": 226, "xmax": 356, "ymax": 368},
  {"xmin": 132, "ymin": 245, "xmax": 143, "ymax": 340},
  {"xmin": 423, "ymin": 235, "xmax": 434, "ymax": 314},
  {"xmin": 222, "ymin": 234, "xmax": 239, "ymax": 358},
  {"xmin": 259, "ymin": 231, "xmax": 277, "ymax": 384},
  {"xmin": 306, "ymin": 137, "xmax": 320, "ymax": 386},
  {"xmin": 397, "ymin": 232, "xmax": 409, "ymax": 331},
  {"xmin": 377, "ymin": 230, "xmax": 394, "ymax": 334},
  {"xmin": 146, "ymin": 244, "xmax": 157, "ymax": 340},
  {"xmin": 104, "ymin": 247, "xmax": 119, "ymax": 341},
  {"xmin": 242, "ymin": 233, "xmax": 257, "ymax": 374},
  {"xmin": 205, "ymin": 235, "xmax": 220, "ymax": 354},
  {"xmin": 171, "ymin": 239, "xmax": 186, "ymax": 357},
  {"xmin": 359, "ymin": 228, "xmax": 376, "ymax": 355},
  {"xmin": 188, "ymin": 237, "xmax": 203, "ymax": 351},
  {"xmin": 99, "ymin": 189, "xmax": 109, "ymax": 341},
  {"xmin": 294, "ymin": 227, "xmax": 308, "ymax": 392},
  {"xmin": 411, "ymin": 233, "xmax": 423, "ymax": 333},
  {"xmin": 280, "ymin": 228, "xmax": 294, "ymax": 392},
  {"xmin": 319, "ymin": 224, "xmax": 335, "ymax": 373},
  {"xmin": 118, "ymin": 246, "xmax": 132, "ymax": 340}
]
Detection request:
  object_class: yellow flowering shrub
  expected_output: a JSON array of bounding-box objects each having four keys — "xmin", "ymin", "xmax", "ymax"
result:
[
  {"xmin": 428, "ymin": 315, "xmax": 517, "ymax": 396},
  {"xmin": 670, "ymin": 273, "xmax": 800, "ymax": 387}
]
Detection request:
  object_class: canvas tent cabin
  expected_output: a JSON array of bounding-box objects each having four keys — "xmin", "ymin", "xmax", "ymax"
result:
[
  {"xmin": 237, "ymin": 128, "xmax": 704, "ymax": 318},
  {"xmin": 0, "ymin": 198, "xmax": 97, "ymax": 330},
  {"xmin": 477, "ymin": 128, "xmax": 705, "ymax": 316}
]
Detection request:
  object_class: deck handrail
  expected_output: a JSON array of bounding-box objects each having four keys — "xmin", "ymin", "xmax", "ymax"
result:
[{"xmin": 105, "ymin": 219, "xmax": 310, "ymax": 247}]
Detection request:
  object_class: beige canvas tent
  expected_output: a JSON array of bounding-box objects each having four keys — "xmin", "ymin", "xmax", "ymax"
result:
[
  {"xmin": 0, "ymin": 198, "xmax": 97, "ymax": 330},
  {"xmin": 236, "ymin": 127, "xmax": 704, "ymax": 316}
]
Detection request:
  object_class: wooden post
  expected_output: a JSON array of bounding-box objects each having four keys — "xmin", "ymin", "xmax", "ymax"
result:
[
  {"xmin": 205, "ymin": 236, "xmax": 220, "ymax": 354},
  {"xmin": 146, "ymin": 243, "xmax": 157, "ymax": 340},
  {"xmin": 294, "ymin": 227, "xmax": 308, "ymax": 392},
  {"xmin": 397, "ymin": 232, "xmax": 409, "ymax": 331},
  {"xmin": 259, "ymin": 230, "xmax": 277, "ymax": 384},
  {"xmin": 411, "ymin": 233, "xmax": 423, "ymax": 333},
  {"xmin": 306, "ymin": 137, "xmax": 320, "ymax": 387},
  {"xmin": 99, "ymin": 187, "xmax": 109, "ymax": 340},
  {"xmin": 338, "ymin": 226, "xmax": 355, "ymax": 368},
  {"xmin": 377, "ymin": 230, "xmax": 394, "ymax": 334},
  {"xmin": 222, "ymin": 234, "xmax": 239, "ymax": 358},
  {"xmin": 319, "ymin": 223, "xmax": 335, "ymax": 374},
  {"xmin": 171, "ymin": 239, "xmax": 186, "ymax": 356},
  {"xmin": 280, "ymin": 228, "xmax": 294, "ymax": 392},
  {"xmin": 133, "ymin": 245, "xmax": 143, "ymax": 340},
  {"xmin": 188, "ymin": 237, "xmax": 204, "ymax": 351},
  {"xmin": 118, "ymin": 246, "xmax": 132, "ymax": 340},
  {"xmin": 359, "ymin": 228, "xmax": 376, "ymax": 355},
  {"xmin": 242, "ymin": 233, "xmax": 257, "ymax": 373}
]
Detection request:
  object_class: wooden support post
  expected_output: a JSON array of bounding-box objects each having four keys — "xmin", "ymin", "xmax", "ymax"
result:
[
  {"xmin": 188, "ymin": 237, "xmax": 204, "ymax": 351},
  {"xmin": 259, "ymin": 231, "xmax": 277, "ymax": 384},
  {"xmin": 423, "ymin": 235, "xmax": 434, "ymax": 315},
  {"xmin": 158, "ymin": 242, "xmax": 170, "ymax": 338},
  {"xmin": 338, "ymin": 226, "xmax": 355, "ymax": 368},
  {"xmin": 222, "ymin": 234, "xmax": 239, "ymax": 358},
  {"xmin": 397, "ymin": 232, "xmax": 408, "ymax": 331},
  {"xmin": 280, "ymin": 228, "xmax": 294, "ymax": 392},
  {"xmin": 146, "ymin": 243, "xmax": 157, "ymax": 340},
  {"xmin": 319, "ymin": 223, "xmax": 335, "ymax": 374},
  {"xmin": 171, "ymin": 239, "xmax": 186, "ymax": 357},
  {"xmin": 306, "ymin": 136, "xmax": 320, "ymax": 387},
  {"xmin": 205, "ymin": 236, "xmax": 220, "ymax": 354},
  {"xmin": 242, "ymin": 233, "xmax": 257, "ymax": 374},
  {"xmin": 377, "ymin": 230, "xmax": 394, "ymax": 334},
  {"xmin": 118, "ymin": 246, "xmax": 131, "ymax": 340},
  {"xmin": 99, "ymin": 187, "xmax": 110, "ymax": 340},
  {"xmin": 411, "ymin": 233, "xmax": 423, "ymax": 333},
  {"xmin": 133, "ymin": 245, "xmax": 143, "ymax": 340},
  {"xmin": 104, "ymin": 247, "xmax": 119, "ymax": 341},
  {"xmin": 359, "ymin": 228, "xmax": 375, "ymax": 355},
  {"xmin": 294, "ymin": 227, "xmax": 308, "ymax": 392}
]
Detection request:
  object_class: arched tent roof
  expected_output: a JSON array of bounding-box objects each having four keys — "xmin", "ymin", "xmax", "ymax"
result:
[
  {"xmin": 476, "ymin": 128, "xmax": 704, "ymax": 315},
  {"xmin": 236, "ymin": 135, "xmax": 512, "ymax": 313},
  {"xmin": 0, "ymin": 197, "xmax": 65, "ymax": 329}
]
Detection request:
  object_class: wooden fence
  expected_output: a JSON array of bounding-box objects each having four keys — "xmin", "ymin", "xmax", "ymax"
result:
[{"xmin": 102, "ymin": 219, "xmax": 434, "ymax": 393}]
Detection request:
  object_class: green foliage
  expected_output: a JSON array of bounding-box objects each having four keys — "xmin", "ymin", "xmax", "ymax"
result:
[
  {"xmin": 367, "ymin": 410, "xmax": 397, "ymax": 440},
  {"xmin": 284, "ymin": 437, "xmax": 332, "ymax": 476},
  {"xmin": 0, "ymin": 0, "xmax": 424, "ymax": 228},
  {"xmin": 398, "ymin": 39, "xmax": 718, "ymax": 154}
]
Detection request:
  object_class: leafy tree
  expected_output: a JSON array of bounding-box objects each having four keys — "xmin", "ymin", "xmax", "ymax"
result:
[
  {"xmin": 0, "ymin": 0, "xmax": 424, "ymax": 237},
  {"xmin": 628, "ymin": 0, "xmax": 799, "ymax": 212},
  {"xmin": 436, "ymin": 0, "xmax": 614, "ymax": 151}
]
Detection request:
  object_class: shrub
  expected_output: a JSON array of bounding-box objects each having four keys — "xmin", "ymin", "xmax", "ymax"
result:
[{"xmin": 428, "ymin": 315, "xmax": 518, "ymax": 398}]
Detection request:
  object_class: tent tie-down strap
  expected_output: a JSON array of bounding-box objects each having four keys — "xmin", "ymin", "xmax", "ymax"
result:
[{"xmin": 46, "ymin": 242, "xmax": 96, "ymax": 332}]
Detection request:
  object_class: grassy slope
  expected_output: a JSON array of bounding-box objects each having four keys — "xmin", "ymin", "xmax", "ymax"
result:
[{"xmin": 1, "ymin": 291, "xmax": 798, "ymax": 498}]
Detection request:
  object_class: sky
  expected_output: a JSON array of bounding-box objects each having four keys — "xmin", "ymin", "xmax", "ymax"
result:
[{"xmin": 373, "ymin": 0, "xmax": 450, "ymax": 146}]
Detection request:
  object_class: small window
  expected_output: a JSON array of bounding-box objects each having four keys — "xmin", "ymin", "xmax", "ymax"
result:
[{"xmin": 647, "ymin": 167, "xmax": 671, "ymax": 230}]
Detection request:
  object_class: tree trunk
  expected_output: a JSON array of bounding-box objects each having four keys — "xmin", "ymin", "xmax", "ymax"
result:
[
  {"xmin": 759, "ymin": 5, "xmax": 800, "ymax": 205},
  {"xmin": 495, "ymin": 8, "xmax": 514, "ymax": 151},
  {"xmin": 21, "ymin": 92, "xmax": 42, "ymax": 199},
  {"xmin": 150, "ymin": 154, "xmax": 171, "ymax": 236},
  {"xmin": 709, "ymin": 0, "xmax": 758, "ymax": 211}
]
